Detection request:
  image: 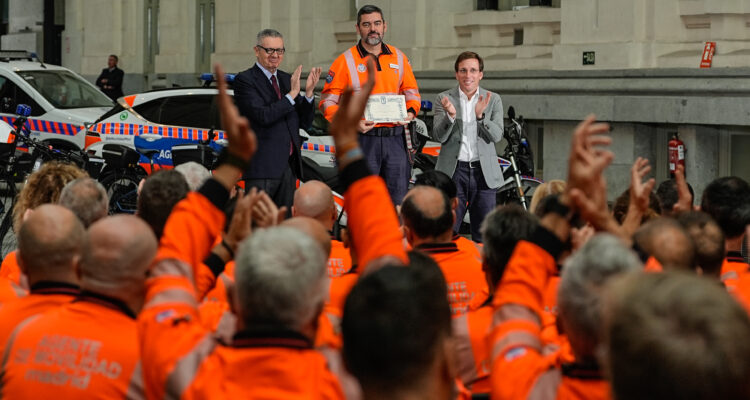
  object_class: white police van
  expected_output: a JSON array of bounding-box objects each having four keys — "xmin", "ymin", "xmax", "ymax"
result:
[{"xmin": 0, "ymin": 51, "xmax": 113, "ymax": 151}]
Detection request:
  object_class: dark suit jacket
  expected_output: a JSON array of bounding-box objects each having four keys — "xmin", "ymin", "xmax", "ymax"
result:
[
  {"xmin": 233, "ymin": 64, "xmax": 314, "ymax": 180},
  {"xmin": 95, "ymin": 67, "xmax": 124, "ymax": 100}
]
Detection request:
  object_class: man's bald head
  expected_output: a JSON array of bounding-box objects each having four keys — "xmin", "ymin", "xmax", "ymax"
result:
[
  {"xmin": 281, "ymin": 216, "xmax": 332, "ymax": 257},
  {"xmin": 81, "ymin": 215, "xmax": 157, "ymax": 309},
  {"xmin": 58, "ymin": 177, "xmax": 108, "ymax": 228},
  {"xmin": 634, "ymin": 217, "xmax": 696, "ymax": 271},
  {"xmin": 18, "ymin": 204, "xmax": 85, "ymax": 286},
  {"xmin": 293, "ymin": 181, "xmax": 336, "ymax": 230},
  {"xmin": 401, "ymin": 186, "xmax": 453, "ymax": 241}
]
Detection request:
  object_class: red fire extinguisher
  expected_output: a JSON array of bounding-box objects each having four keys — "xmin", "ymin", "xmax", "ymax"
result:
[{"xmin": 668, "ymin": 132, "xmax": 685, "ymax": 177}]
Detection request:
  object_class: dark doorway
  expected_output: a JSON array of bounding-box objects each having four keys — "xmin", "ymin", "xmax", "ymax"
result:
[{"xmin": 43, "ymin": 0, "xmax": 64, "ymax": 65}]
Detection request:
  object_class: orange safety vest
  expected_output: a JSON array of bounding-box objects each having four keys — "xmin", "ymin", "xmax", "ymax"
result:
[
  {"xmin": 720, "ymin": 252, "xmax": 748, "ymax": 294},
  {"xmin": 321, "ymin": 42, "xmax": 421, "ymax": 124},
  {"xmin": 0, "ymin": 292, "xmax": 143, "ymax": 399},
  {"xmin": 0, "ymin": 276, "xmax": 26, "ymax": 304},
  {"xmin": 416, "ymin": 242, "xmax": 488, "ymax": 316}
]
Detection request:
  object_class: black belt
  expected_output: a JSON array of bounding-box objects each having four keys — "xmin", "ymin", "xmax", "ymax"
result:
[
  {"xmin": 457, "ymin": 160, "xmax": 481, "ymax": 169},
  {"xmin": 360, "ymin": 126, "xmax": 404, "ymax": 137}
]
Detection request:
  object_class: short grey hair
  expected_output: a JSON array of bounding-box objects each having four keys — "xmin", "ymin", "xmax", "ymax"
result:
[
  {"xmin": 235, "ymin": 227, "xmax": 328, "ymax": 330},
  {"xmin": 58, "ymin": 177, "xmax": 109, "ymax": 228},
  {"xmin": 174, "ymin": 162, "xmax": 211, "ymax": 191},
  {"xmin": 558, "ymin": 234, "xmax": 642, "ymax": 347},
  {"xmin": 256, "ymin": 29, "xmax": 283, "ymax": 46}
]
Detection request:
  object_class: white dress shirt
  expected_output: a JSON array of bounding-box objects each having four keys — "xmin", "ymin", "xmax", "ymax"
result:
[{"xmin": 455, "ymin": 89, "xmax": 479, "ymax": 162}]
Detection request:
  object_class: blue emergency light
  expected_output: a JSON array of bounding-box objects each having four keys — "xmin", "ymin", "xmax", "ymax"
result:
[
  {"xmin": 421, "ymin": 100, "xmax": 433, "ymax": 112},
  {"xmin": 199, "ymin": 73, "xmax": 236, "ymax": 84},
  {"xmin": 15, "ymin": 104, "xmax": 31, "ymax": 117}
]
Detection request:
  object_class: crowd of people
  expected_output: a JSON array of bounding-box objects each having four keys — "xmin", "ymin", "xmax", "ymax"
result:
[{"xmin": 0, "ymin": 4, "xmax": 748, "ymax": 400}]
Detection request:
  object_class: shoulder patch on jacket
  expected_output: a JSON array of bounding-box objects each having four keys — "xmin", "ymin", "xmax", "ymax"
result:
[
  {"xmin": 326, "ymin": 71, "xmax": 335, "ymax": 83},
  {"xmin": 505, "ymin": 346, "xmax": 527, "ymax": 361}
]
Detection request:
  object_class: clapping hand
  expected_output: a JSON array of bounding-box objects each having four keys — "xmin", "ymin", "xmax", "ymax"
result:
[
  {"xmin": 475, "ymin": 93, "xmax": 491, "ymax": 119},
  {"xmin": 305, "ymin": 67, "xmax": 322, "ymax": 98},
  {"xmin": 289, "ymin": 65, "xmax": 303, "ymax": 98},
  {"xmin": 440, "ymin": 97, "xmax": 456, "ymax": 119}
]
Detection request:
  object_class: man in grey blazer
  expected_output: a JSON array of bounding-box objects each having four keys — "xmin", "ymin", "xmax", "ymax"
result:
[{"xmin": 431, "ymin": 52, "xmax": 504, "ymax": 242}]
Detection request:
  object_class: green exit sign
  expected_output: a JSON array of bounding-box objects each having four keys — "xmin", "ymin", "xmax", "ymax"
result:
[{"xmin": 583, "ymin": 51, "xmax": 595, "ymax": 65}]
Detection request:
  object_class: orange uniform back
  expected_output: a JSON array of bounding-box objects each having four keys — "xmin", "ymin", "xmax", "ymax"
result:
[
  {"xmin": 0, "ymin": 294, "xmax": 142, "ymax": 399},
  {"xmin": 0, "ymin": 250, "xmax": 21, "ymax": 285},
  {"xmin": 417, "ymin": 242, "xmax": 488, "ymax": 315},
  {"xmin": 327, "ymin": 239, "xmax": 353, "ymax": 278},
  {"xmin": 453, "ymin": 303, "xmax": 492, "ymax": 395},
  {"xmin": 0, "ymin": 282, "xmax": 78, "ymax": 348}
]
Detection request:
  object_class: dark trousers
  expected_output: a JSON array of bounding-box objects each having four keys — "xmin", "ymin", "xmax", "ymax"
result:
[
  {"xmin": 359, "ymin": 128, "xmax": 410, "ymax": 205},
  {"xmin": 453, "ymin": 162, "xmax": 496, "ymax": 243},
  {"xmin": 244, "ymin": 165, "xmax": 296, "ymax": 215}
]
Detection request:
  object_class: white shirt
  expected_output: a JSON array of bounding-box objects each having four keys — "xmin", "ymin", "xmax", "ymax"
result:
[
  {"xmin": 255, "ymin": 62, "xmax": 314, "ymax": 105},
  {"xmin": 455, "ymin": 89, "xmax": 479, "ymax": 162}
]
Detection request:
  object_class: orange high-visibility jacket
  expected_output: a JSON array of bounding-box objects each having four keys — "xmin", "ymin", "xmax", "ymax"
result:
[
  {"xmin": 453, "ymin": 303, "xmax": 492, "ymax": 395},
  {"xmin": 327, "ymin": 240, "xmax": 353, "ymax": 278},
  {"xmin": 416, "ymin": 242, "xmax": 488, "ymax": 316},
  {"xmin": 0, "ymin": 282, "xmax": 79, "ymax": 348},
  {"xmin": 720, "ymin": 252, "xmax": 748, "ymax": 294},
  {"xmin": 0, "ymin": 277, "xmax": 25, "ymax": 304},
  {"xmin": 139, "ymin": 179, "xmax": 345, "ymax": 399},
  {"xmin": 320, "ymin": 42, "xmax": 421, "ymax": 123},
  {"xmin": 489, "ymin": 229, "xmax": 610, "ymax": 400},
  {"xmin": 0, "ymin": 292, "xmax": 143, "ymax": 399},
  {"xmin": 0, "ymin": 250, "xmax": 21, "ymax": 285}
]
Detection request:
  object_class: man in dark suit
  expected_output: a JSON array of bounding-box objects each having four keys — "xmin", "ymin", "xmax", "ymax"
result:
[
  {"xmin": 233, "ymin": 29, "xmax": 321, "ymax": 211},
  {"xmin": 95, "ymin": 54, "xmax": 124, "ymax": 101}
]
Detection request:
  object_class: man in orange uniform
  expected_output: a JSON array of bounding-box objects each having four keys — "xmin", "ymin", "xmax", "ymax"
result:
[
  {"xmin": 489, "ymin": 116, "xmax": 642, "ymax": 399},
  {"xmin": 401, "ymin": 185, "xmax": 487, "ymax": 315},
  {"xmin": 0, "ymin": 214, "xmax": 157, "ymax": 398},
  {"xmin": 700, "ymin": 177, "xmax": 750, "ymax": 290},
  {"xmin": 321, "ymin": 4, "xmax": 420, "ymax": 205},
  {"xmin": 452, "ymin": 204, "xmax": 538, "ymax": 396},
  {"xmin": 0, "ymin": 205, "xmax": 83, "ymax": 346},
  {"xmin": 293, "ymin": 180, "xmax": 352, "ymax": 277}
]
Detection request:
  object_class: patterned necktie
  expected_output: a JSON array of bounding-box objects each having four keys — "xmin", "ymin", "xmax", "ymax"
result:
[{"xmin": 270, "ymin": 75, "xmax": 282, "ymax": 99}]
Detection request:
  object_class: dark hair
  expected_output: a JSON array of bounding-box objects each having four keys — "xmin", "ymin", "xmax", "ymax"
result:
[
  {"xmin": 613, "ymin": 188, "xmax": 662, "ymax": 224},
  {"xmin": 480, "ymin": 204, "xmax": 539, "ymax": 286},
  {"xmin": 401, "ymin": 188, "xmax": 453, "ymax": 238},
  {"xmin": 655, "ymin": 179, "xmax": 694, "ymax": 215},
  {"xmin": 136, "ymin": 170, "xmax": 190, "ymax": 239},
  {"xmin": 606, "ymin": 272, "xmax": 750, "ymax": 400},
  {"xmin": 342, "ymin": 265, "xmax": 451, "ymax": 393},
  {"xmin": 357, "ymin": 5, "xmax": 384, "ymax": 25},
  {"xmin": 677, "ymin": 211, "xmax": 725, "ymax": 277},
  {"xmin": 454, "ymin": 51, "xmax": 484, "ymax": 72},
  {"xmin": 414, "ymin": 170, "xmax": 457, "ymax": 199},
  {"xmin": 701, "ymin": 176, "xmax": 750, "ymax": 239},
  {"xmin": 109, "ymin": 54, "xmax": 118, "ymax": 62}
]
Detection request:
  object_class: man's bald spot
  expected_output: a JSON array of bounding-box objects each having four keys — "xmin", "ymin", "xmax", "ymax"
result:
[
  {"xmin": 281, "ymin": 216, "xmax": 332, "ymax": 257},
  {"xmin": 404, "ymin": 186, "xmax": 446, "ymax": 219},
  {"xmin": 636, "ymin": 218, "xmax": 696, "ymax": 271},
  {"xmin": 83, "ymin": 215, "xmax": 158, "ymax": 287},
  {"xmin": 18, "ymin": 204, "xmax": 85, "ymax": 279},
  {"xmin": 293, "ymin": 181, "xmax": 335, "ymax": 221}
]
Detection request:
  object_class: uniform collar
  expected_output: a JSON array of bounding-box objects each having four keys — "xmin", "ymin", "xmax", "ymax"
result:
[
  {"xmin": 74, "ymin": 290, "xmax": 136, "ymax": 319},
  {"xmin": 416, "ymin": 242, "xmax": 459, "ymax": 254},
  {"xmin": 561, "ymin": 360, "xmax": 604, "ymax": 380},
  {"xmin": 356, "ymin": 40, "xmax": 392, "ymax": 58},
  {"xmin": 29, "ymin": 281, "xmax": 80, "ymax": 296},
  {"xmin": 726, "ymin": 251, "xmax": 746, "ymax": 263},
  {"xmin": 232, "ymin": 326, "xmax": 312, "ymax": 350}
]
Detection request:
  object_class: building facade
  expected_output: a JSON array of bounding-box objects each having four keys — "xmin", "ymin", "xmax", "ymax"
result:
[{"xmin": 4, "ymin": 0, "xmax": 750, "ymax": 198}]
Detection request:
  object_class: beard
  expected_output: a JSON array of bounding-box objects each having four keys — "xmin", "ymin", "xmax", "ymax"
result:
[{"xmin": 365, "ymin": 33, "xmax": 382, "ymax": 46}]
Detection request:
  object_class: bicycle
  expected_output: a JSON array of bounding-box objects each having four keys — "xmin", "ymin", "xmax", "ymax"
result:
[{"xmin": 0, "ymin": 104, "xmax": 103, "ymax": 256}]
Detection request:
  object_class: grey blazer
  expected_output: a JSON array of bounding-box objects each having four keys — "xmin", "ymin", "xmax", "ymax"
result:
[{"xmin": 431, "ymin": 86, "xmax": 504, "ymax": 189}]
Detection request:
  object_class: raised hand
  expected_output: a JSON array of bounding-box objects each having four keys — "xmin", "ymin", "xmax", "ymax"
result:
[
  {"xmin": 672, "ymin": 164, "xmax": 692, "ymax": 213},
  {"xmin": 305, "ymin": 67, "xmax": 322, "ymax": 97},
  {"xmin": 329, "ymin": 57, "xmax": 376, "ymax": 168},
  {"xmin": 565, "ymin": 115, "xmax": 613, "ymax": 202},
  {"xmin": 222, "ymin": 188, "xmax": 261, "ymax": 255},
  {"xmin": 440, "ymin": 96, "xmax": 456, "ymax": 119},
  {"xmin": 620, "ymin": 157, "xmax": 656, "ymax": 236},
  {"xmin": 251, "ymin": 191, "xmax": 287, "ymax": 228},
  {"xmin": 289, "ymin": 65, "xmax": 303, "ymax": 98},
  {"xmin": 475, "ymin": 93, "xmax": 491, "ymax": 119}
]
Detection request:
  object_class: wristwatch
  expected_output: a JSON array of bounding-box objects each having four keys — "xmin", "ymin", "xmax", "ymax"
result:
[{"xmin": 476, "ymin": 113, "xmax": 485, "ymax": 121}]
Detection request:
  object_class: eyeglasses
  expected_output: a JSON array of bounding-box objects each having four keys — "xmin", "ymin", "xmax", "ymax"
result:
[
  {"xmin": 257, "ymin": 45, "xmax": 286, "ymax": 55},
  {"xmin": 457, "ymin": 68, "xmax": 481, "ymax": 74}
]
